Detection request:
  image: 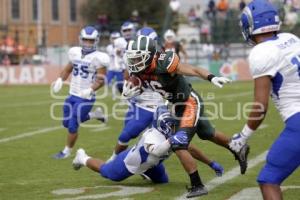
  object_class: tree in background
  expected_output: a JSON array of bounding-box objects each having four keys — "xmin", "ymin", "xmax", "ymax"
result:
[{"xmin": 80, "ymin": 0, "xmax": 169, "ymax": 33}]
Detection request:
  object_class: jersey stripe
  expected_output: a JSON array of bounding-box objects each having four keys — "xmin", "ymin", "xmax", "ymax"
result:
[
  {"xmin": 167, "ymin": 54, "xmax": 180, "ymax": 73},
  {"xmin": 179, "ymin": 95, "xmax": 199, "ymax": 128},
  {"xmin": 127, "ymin": 40, "xmax": 134, "ymax": 50}
]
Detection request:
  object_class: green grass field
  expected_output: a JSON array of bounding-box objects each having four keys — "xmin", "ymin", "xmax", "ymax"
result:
[{"xmin": 0, "ymin": 81, "xmax": 299, "ymax": 200}]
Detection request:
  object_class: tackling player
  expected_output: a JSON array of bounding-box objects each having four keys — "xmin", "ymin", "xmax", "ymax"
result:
[
  {"xmin": 124, "ymin": 35, "xmax": 249, "ymax": 198},
  {"xmin": 52, "ymin": 26, "xmax": 109, "ymax": 159},
  {"xmin": 229, "ymin": 1, "xmax": 300, "ymax": 199},
  {"xmin": 72, "ymin": 106, "xmax": 223, "ymax": 184}
]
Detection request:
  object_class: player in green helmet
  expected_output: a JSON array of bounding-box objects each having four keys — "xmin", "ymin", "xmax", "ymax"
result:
[{"xmin": 124, "ymin": 35, "xmax": 250, "ymax": 198}]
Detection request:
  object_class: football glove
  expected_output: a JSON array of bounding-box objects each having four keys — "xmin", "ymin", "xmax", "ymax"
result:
[
  {"xmin": 121, "ymin": 80, "xmax": 141, "ymax": 99},
  {"xmin": 170, "ymin": 131, "xmax": 189, "ymax": 147},
  {"xmin": 209, "ymin": 161, "xmax": 224, "ymax": 177},
  {"xmin": 211, "ymin": 77, "xmax": 231, "ymax": 88},
  {"xmin": 52, "ymin": 78, "xmax": 63, "ymax": 93},
  {"xmin": 229, "ymin": 133, "xmax": 248, "ymax": 153},
  {"xmin": 79, "ymin": 88, "xmax": 94, "ymax": 100}
]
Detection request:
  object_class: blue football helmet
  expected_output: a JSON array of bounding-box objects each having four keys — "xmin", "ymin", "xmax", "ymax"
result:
[
  {"xmin": 153, "ymin": 105, "xmax": 175, "ymax": 137},
  {"xmin": 121, "ymin": 21, "xmax": 136, "ymax": 41},
  {"xmin": 137, "ymin": 27, "xmax": 158, "ymax": 41},
  {"xmin": 240, "ymin": 0, "xmax": 281, "ymax": 44},
  {"xmin": 79, "ymin": 26, "xmax": 99, "ymax": 54}
]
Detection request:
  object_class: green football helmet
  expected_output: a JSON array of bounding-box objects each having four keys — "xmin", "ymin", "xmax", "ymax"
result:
[{"xmin": 125, "ymin": 35, "xmax": 157, "ymax": 73}]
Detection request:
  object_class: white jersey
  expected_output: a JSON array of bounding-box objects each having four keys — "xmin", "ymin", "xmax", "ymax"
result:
[
  {"xmin": 133, "ymin": 88, "xmax": 165, "ymax": 112},
  {"xmin": 123, "ymin": 128, "xmax": 170, "ymax": 174},
  {"xmin": 68, "ymin": 47, "xmax": 109, "ymax": 98},
  {"xmin": 106, "ymin": 44, "xmax": 126, "ymax": 72},
  {"xmin": 248, "ymin": 33, "xmax": 300, "ymax": 121}
]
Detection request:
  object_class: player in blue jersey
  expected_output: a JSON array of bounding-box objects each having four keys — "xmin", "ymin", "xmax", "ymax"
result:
[
  {"xmin": 51, "ymin": 26, "xmax": 109, "ymax": 159},
  {"xmin": 73, "ymin": 106, "xmax": 224, "ymax": 184},
  {"xmin": 229, "ymin": 1, "xmax": 300, "ymax": 199}
]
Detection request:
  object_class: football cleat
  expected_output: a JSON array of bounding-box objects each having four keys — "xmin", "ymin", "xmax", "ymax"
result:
[
  {"xmin": 231, "ymin": 144, "xmax": 250, "ymax": 174},
  {"xmin": 72, "ymin": 148, "xmax": 87, "ymax": 170},
  {"xmin": 94, "ymin": 107, "xmax": 108, "ymax": 123},
  {"xmin": 186, "ymin": 185, "xmax": 208, "ymax": 198},
  {"xmin": 53, "ymin": 151, "xmax": 70, "ymax": 159}
]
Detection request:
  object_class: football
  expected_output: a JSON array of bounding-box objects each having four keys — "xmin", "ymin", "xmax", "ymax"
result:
[{"xmin": 128, "ymin": 75, "xmax": 142, "ymax": 88}]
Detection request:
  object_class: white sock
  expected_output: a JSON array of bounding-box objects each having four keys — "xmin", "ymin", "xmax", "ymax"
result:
[
  {"xmin": 62, "ymin": 146, "xmax": 72, "ymax": 155},
  {"xmin": 82, "ymin": 155, "xmax": 91, "ymax": 166}
]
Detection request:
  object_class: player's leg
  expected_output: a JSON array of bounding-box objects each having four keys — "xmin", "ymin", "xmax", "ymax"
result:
[
  {"xmin": 173, "ymin": 94, "xmax": 208, "ymax": 198},
  {"xmin": 110, "ymin": 105, "xmax": 154, "ymax": 160},
  {"xmin": 115, "ymin": 71, "xmax": 124, "ymax": 94},
  {"xmin": 257, "ymin": 114, "xmax": 300, "ymax": 200},
  {"xmin": 106, "ymin": 70, "xmax": 114, "ymax": 86},
  {"xmin": 54, "ymin": 96, "xmax": 75, "ymax": 159},
  {"xmin": 143, "ymin": 163, "xmax": 169, "ymax": 184}
]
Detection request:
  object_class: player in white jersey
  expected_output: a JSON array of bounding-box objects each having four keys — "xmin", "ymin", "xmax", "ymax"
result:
[
  {"xmin": 106, "ymin": 32, "xmax": 127, "ymax": 94},
  {"xmin": 229, "ymin": 1, "xmax": 300, "ymax": 199},
  {"xmin": 72, "ymin": 106, "xmax": 224, "ymax": 183},
  {"xmin": 51, "ymin": 26, "xmax": 109, "ymax": 159}
]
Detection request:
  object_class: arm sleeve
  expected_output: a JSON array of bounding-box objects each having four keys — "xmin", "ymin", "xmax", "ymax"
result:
[
  {"xmin": 249, "ymin": 45, "xmax": 279, "ymax": 79},
  {"xmin": 94, "ymin": 52, "xmax": 110, "ymax": 69}
]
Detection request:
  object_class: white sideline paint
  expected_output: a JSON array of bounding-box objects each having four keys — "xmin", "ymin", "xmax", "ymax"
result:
[
  {"xmin": 0, "ymin": 126, "xmax": 62, "ymax": 144},
  {"xmin": 52, "ymin": 185, "xmax": 153, "ymax": 200},
  {"xmin": 175, "ymin": 151, "xmax": 268, "ymax": 200},
  {"xmin": 90, "ymin": 126, "xmax": 111, "ymax": 132}
]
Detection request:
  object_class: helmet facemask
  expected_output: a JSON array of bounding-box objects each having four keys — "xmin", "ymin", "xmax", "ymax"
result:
[
  {"xmin": 125, "ymin": 35, "xmax": 156, "ymax": 73},
  {"xmin": 125, "ymin": 50, "xmax": 151, "ymax": 73}
]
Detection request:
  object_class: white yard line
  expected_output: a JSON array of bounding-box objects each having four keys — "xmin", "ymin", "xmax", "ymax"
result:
[
  {"xmin": 90, "ymin": 126, "xmax": 111, "ymax": 132},
  {"xmin": 175, "ymin": 151, "xmax": 268, "ymax": 200},
  {"xmin": 0, "ymin": 126, "xmax": 62, "ymax": 144}
]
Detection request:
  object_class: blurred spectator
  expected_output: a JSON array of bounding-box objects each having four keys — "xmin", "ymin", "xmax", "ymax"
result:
[
  {"xmin": 200, "ymin": 19, "xmax": 211, "ymax": 43},
  {"xmin": 130, "ymin": 10, "xmax": 141, "ymax": 30},
  {"xmin": 206, "ymin": 0, "xmax": 216, "ymax": 19},
  {"xmin": 195, "ymin": 4, "xmax": 204, "ymax": 23},
  {"xmin": 163, "ymin": 29, "xmax": 188, "ymax": 63},
  {"xmin": 2, "ymin": 55, "xmax": 11, "ymax": 66},
  {"xmin": 239, "ymin": 0, "xmax": 246, "ymax": 12},
  {"xmin": 217, "ymin": 0, "xmax": 229, "ymax": 19},
  {"xmin": 169, "ymin": 0, "xmax": 180, "ymax": 13},
  {"xmin": 96, "ymin": 14, "xmax": 109, "ymax": 33},
  {"xmin": 187, "ymin": 7, "xmax": 197, "ymax": 26},
  {"xmin": 202, "ymin": 42, "xmax": 214, "ymax": 60}
]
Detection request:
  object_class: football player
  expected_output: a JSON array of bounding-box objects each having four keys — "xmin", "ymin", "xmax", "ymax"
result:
[
  {"xmin": 124, "ymin": 35, "xmax": 249, "ymax": 198},
  {"xmin": 106, "ymin": 33, "xmax": 127, "ymax": 94},
  {"xmin": 72, "ymin": 106, "xmax": 223, "ymax": 184},
  {"xmin": 52, "ymin": 26, "xmax": 109, "ymax": 159},
  {"xmin": 229, "ymin": 1, "xmax": 300, "ymax": 199}
]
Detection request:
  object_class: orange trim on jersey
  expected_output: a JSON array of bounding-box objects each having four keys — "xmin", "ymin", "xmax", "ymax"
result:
[
  {"xmin": 180, "ymin": 96, "xmax": 198, "ymax": 128},
  {"xmin": 145, "ymin": 55, "xmax": 157, "ymax": 73},
  {"xmin": 167, "ymin": 54, "xmax": 179, "ymax": 73}
]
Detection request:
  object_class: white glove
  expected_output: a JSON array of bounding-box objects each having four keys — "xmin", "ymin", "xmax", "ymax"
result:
[
  {"xmin": 211, "ymin": 77, "xmax": 231, "ymax": 88},
  {"xmin": 121, "ymin": 80, "xmax": 142, "ymax": 99},
  {"xmin": 52, "ymin": 78, "xmax": 63, "ymax": 93},
  {"xmin": 79, "ymin": 88, "xmax": 94, "ymax": 99},
  {"xmin": 229, "ymin": 133, "xmax": 248, "ymax": 153}
]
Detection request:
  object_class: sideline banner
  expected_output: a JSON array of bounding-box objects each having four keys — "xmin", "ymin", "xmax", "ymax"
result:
[{"xmin": 0, "ymin": 65, "xmax": 61, "ymax": 85}]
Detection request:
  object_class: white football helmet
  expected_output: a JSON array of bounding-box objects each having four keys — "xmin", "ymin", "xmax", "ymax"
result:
[{"xmin": 79, "ymin": 26, "xmax": 99, "ymax": 54}]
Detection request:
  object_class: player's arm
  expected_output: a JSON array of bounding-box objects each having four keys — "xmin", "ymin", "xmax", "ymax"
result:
[
  {"xmin": 175, "ymin": 62, "xmax": 231, "ymax": 88},
  {"xmin": 60, "ymin": 62, "xmax": 73, "ymax": 80},
  {"xmin": 229, "ymin": 76, "xmax": 271, "ymax": 152},
  {"xmin": 91, "ymin": 67, "xmax": 106, "ymax": 91},
  {"xmin": 52, "ymin": 62, "xmax": 73, "ymax": 93}
]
